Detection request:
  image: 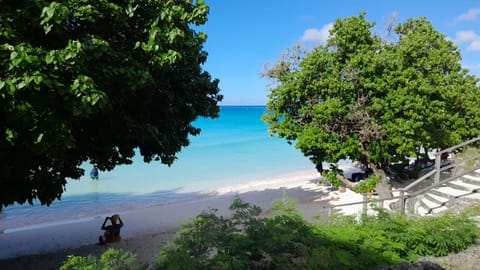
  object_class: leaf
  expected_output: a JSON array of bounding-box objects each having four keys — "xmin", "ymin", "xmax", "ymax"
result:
[
  {"xmin": 43, "ymin": 24, "xmax": 53, "ymax": 34},
  {"xmin": 33, "ymin": 75, "xmax": 43, "ymax": 85},
  {"xmin": 6, "ymin": 80, "xmax": 15, "ymax": 95},
  {"xmin": 35, "ymin": 133, "xmax": 44, "ymax": 144},
  {"xmin": 17, "ymin": 81, "xmax": 26, "ymax": 89},
  {"xmin": 5, "ymin": 129, "xmax": 15, "ymax": 143},
  {"xmin": 46, "ymin": 53, "xmax": 54, "ymax": 64},
  {"xmin": 9, "ymin": 51, "xmax": 17, "ymax": 60}
]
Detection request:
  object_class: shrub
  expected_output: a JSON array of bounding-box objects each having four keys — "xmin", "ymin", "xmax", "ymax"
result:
[
  {"xmin": 61, "ymin": 200, "xmax": 480, "ymax": 270},
  {"xmin": 156, "ymin": 197, "xmax": 480, "ymax": 269},
  {"xmin": 319, "ymin": 208, "xmax": 480, "ymax": 266},
  {"xmin": 156, "ymin": 195, "xmax": 327, "ymax": 269},
  {"xmin": 60, "ymin": 248, "xmax": 137, "ymax": 270},
  {"xmin": 322, "ymin": 165, "xmax": 343, "ymax": 188},
  {"xmin": 351, "ymin": 174, "xmax": 381, "ymax": 193}
]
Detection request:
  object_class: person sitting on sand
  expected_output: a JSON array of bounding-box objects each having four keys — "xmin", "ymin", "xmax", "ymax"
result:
[{"xmin": 99, "ymin": 214, "xmax": 123, "ymax": 244}]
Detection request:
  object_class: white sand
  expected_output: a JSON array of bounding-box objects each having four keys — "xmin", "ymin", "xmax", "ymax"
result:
[{"xmin": 0, "ymin": 169, "xmax": 368, "ymax": 265}]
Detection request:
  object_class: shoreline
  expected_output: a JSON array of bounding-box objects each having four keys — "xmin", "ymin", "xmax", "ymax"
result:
[
  {"xmin": 0, "ymin": 168, "xmax": 322, "ymax": 233},
  {"xmin": 0, "ymin": 170, "xmax": 367, "ymax": 267}
]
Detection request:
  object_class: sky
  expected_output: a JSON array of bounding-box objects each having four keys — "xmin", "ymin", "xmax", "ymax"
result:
[{"xmin": 199, "ymin": 0, "xmax": 480, "ymax": 105}]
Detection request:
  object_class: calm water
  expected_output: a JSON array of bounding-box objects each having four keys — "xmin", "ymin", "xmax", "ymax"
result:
[{"xmin": 1, "ymin": 106, "xmax": 316, "ymax": 231}]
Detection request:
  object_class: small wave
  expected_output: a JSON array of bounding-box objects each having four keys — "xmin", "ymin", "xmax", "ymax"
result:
[{"xmin": 214, "ymin": 169, "xmax": 320, "ymax": 195}]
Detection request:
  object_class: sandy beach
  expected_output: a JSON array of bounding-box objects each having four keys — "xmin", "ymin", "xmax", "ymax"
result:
[{"xmin": 0, "ymin": 170, "xmax": 366, "ymax": 269}]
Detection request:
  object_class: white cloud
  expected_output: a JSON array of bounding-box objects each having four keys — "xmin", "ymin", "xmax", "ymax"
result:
[
  {"xmin": 455, "ymin": 30, "xmax": 477, "ymax": 43},
  {"xmin": 454, "ymin": 30, "xmax": 480, "ymax": 51},
  {"xmin": 301, "ymin": 22, "xmax": 334, "ymax": 43},
  {"xmin": 456, "ymin": 8, "xmax": 480, "ymax": 21},
  {"xmin": 470, "ymin": 40, "xmax": 480, "ymax": 51}
]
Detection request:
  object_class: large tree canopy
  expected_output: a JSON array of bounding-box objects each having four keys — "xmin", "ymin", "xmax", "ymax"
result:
[
  {"xmin": 0, "ymin": 0, "xmax": 222, "ymax": 208},
  {"xmin": 263, "ymin": 13, "xmax": 480, "ymax": 193}
]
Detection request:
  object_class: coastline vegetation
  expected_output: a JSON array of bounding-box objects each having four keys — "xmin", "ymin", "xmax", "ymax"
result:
[
  {"xmin": 60, "ymin": 196, "xmax": 480, "ymax": 269},
  {"xmin": 2, "ymin": 2, "xmax": 480, "ymax": 269},
  {"xmin": 263, "ymin": 12, "xmax": 480, "ymax": 198},
  {"xmin": 0, "ymin": 0, "xmax": 222, "ymax": 209}
]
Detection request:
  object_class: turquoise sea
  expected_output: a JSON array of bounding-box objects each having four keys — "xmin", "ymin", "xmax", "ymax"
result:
[{"xmin": 1, "ymin": 106, "xmax": 317, "ymax": 232}]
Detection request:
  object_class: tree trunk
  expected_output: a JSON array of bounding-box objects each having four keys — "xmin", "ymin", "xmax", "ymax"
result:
[
  {"xmin": 362, "ymin": 146, "xmax": 393, "ymax": 200},
  {"xmin": 369, "ymin": 163, "xmax": 393, "ymax": 199}
]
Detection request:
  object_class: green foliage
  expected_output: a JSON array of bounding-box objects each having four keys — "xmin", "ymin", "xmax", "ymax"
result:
[
  {"xmin": 0, "ymin": 0, "xmax": 222, "ymax": 208},
  {"xmin": 155, "ymin": 198, "xmax": 480, "ymax": 269},
  {"xmin": 321, "ymin": 209, "xmax": 480, "ymax": 264},
  {"xmin": 60, "ymin": 200, "xmax": 480, "ymax": 269},
  {"xmin": 399, "ymin": 213, "xmax": 480, "ymax": 258},
  {"xmin": 271, "ymin": 192, "xmax": 302, "ymax": 219},
  {"xmin": 321, "ymin": 165, "xmax": 343, "ymax": 188},
  {"xmin": 351, "ymin": 174, "xmax": 381, "ymax": 193},
  {"xmin": 157, "ymin": 196, "xmax": 330, "ymax": 269},
  {"xmin": 60, "ymin": 248, "xmax": 137, "ymax": 270},
  {"xmin": 263, "ymin": 12, "xmax": 480, "ymax": 179}
]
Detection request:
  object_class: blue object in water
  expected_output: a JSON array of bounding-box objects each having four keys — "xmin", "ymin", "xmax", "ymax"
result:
[{"xmin": 90, "ymin": 167, "xmax": 99, "ymax": 180}]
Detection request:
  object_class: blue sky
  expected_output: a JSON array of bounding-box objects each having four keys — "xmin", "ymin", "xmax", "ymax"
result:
[{"xmin": 199, "ymin": 1, "xmax": 480, "ymax": 105}]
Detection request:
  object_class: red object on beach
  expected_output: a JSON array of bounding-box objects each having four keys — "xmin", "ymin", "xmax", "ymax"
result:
[
  {"xmin": 98, "ymin": 236, "xmax": 106, "ymax": 245},
  {"xmin": 98, "ymin": 235, "xmax": 121, "ymax": 245}
]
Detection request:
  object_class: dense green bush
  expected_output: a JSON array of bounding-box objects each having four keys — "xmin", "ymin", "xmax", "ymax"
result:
[
  {"xmin": 60, "ymin": 198, "xmax": 480, "ymax": 270},
  {"xmin": 156, "ymin": 197, "xmax": 480, "ymax": 269},
  {"xmin": 156, "ymin": 196, "xmax": 324, "ymax": 269},
  {"xmin": 319, "ymin": 208, "xmax": 480, "ymax": 266},
  {"xmin": 60, "ymin": 248, "xmax": 137, "ymax": 270}
]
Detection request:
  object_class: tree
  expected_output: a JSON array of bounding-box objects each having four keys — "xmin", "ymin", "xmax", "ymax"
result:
[
  {"xmin": 263, "ymin": 12, "xmax": 480, "ymax": 198},
  {"xmin": 0, "ymin": 0, "xmax": 222, "ymax": 208}
]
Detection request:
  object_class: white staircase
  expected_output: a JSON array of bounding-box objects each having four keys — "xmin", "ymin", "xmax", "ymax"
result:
[
  {"xmin": 410, "ymin": 169, "xmax": 480, "ymax": 216},
  {"xmin": 325, "ymin": 138, "xmax": 480, "ymax": 217}
]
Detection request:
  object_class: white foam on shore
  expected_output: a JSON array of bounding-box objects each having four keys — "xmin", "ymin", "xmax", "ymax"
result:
[{"xmin": 214, "ymin": 169, "xmax": 321, "ymax": 194}]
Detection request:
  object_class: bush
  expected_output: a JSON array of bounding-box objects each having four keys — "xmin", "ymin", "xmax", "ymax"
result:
[
  {"xmin": 60, "ymin": 248, "xmax": 137, "ymax": 270},
  {"xmin": 319, "ymin": 208, "xmax": 480, "ymax": 266},
  {"xmin": 321, "ymin": 165, "xmax": 343, "ymax": 188},
  {"xmin": 60, "ymin": 200, "xmax": 480, "ymax": 270},
  {"xmin": 156, "ymin": 195, "xmax": 326, "ymax": 269},
  {"xmin": 156, "ymin": 197, "xmax": 480, "ymax": 269},
  {"xmin": 351, "ymin": 175, "xmax": 381, "ymax": 193}
]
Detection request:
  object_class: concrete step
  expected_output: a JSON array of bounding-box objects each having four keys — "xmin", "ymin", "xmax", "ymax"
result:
[
  {"xmin": 419, "ymin": 195, "xmax": 443, "ymax": 209},
  {"xmin": 464, "ymin": 173, "xmax": 480, "ymax": 180},
  {"xmin": 416, "ymin": 198, "xmax": 434, "ymax": 214},
  {"xmin": 417, "ymin": 194, "xmax": 454, "ymax": 216},
  {"xmin": 444, "ymin": 182, "xmax": 471, "ymax": 191},
  {"xmin": 414, "ymin": 174, "xmax": 480, "ymax": 216},
  {"xmin": 430, "ymin": 205, "xmax": 449, "ymax": 215},
  {"xmin": 415, "ymin": 204, "xmax": 430, "ymax": 216},
  {"xmin": 437, "ymin": 186, "xmax": 470, "ymax": 197},
  {"xmin": 461, "ymin": 174, "xmax": 480, "ymax": 184},
  {"xmin": 380, "ymin": 170, "xmax": 480, "ymax": 216},
  {"xmin": 428, "ymin": 189, "xmax": 451, "ymax": 199},
  {"xmin": 423, "ymin": 193, "xmax": 448, "ymax": 205},
  {"xmin": 451, "ymin": 179, "xmax": 480, "ymax": 191}
]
